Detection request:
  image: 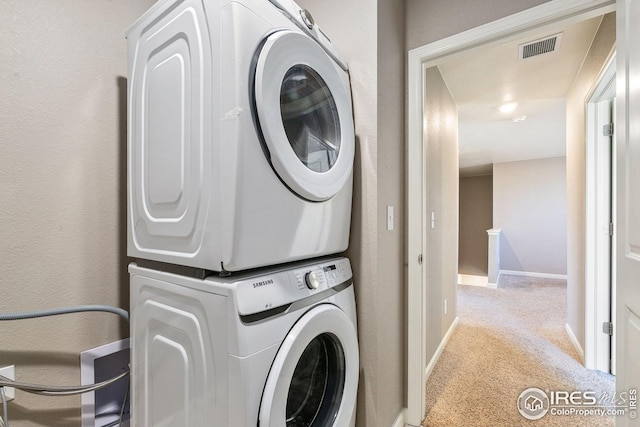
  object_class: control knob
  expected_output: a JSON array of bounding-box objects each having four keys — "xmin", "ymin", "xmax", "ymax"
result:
[
  {"xmin": 305, "ymin": 271, "xmax": 320, "ymax": 290},
  {"xmin": 300, "ymin": 9, "xmax": 315, "ymax": 29}
]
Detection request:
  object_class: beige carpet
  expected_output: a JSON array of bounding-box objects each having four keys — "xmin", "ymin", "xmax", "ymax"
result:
[{"xmin": 422, "ymin": 275, "xmax": 616, "ymax": 427}]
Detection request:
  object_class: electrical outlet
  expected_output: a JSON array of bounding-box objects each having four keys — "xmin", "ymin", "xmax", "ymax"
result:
[
  {"xmin": 0, "ymin": 365, "xmax": 15, "ymax": 401},
  {"xmin": 444, "ymin": 299, "xmax": 448, "ymax": 315}
]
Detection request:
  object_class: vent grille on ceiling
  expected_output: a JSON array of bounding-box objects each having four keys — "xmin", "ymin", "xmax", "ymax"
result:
[{"xmin": 518, "ymin": 33, "xmax": 563, "ymax": 60}]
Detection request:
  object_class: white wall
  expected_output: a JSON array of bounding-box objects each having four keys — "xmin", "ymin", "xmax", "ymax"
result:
[
  {"xmin": 493, "ymin": 157, "xmax": 568, "ymax": 275},
  {"xmin": 565, "ymin": 12, "xmax": 615, "ymax": 350},
  {"xmin": 424, "ymin": 66, "xmax": 459, "ymax": 361},
  {"xmin": 0, "ymin": 1, "xmax": 154, "ymax": 425}
]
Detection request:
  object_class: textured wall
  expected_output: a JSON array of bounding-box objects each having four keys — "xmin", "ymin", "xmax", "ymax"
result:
[
  {"xmin": 424, "ymin": 66, "xmax": 459, "ymax": 362},
  {"xmin": 565, "ymin": 12, "xmax": 615, "ymax": 349},
  {"xmin": 0, "ymin": 1, "xmax": 154, "ymax": 425},
  {"xmin": 405, "ymin": 0, "xmax": 552, "ymax": 50},
  {"xmin": 376, "ymin": 0, "xmax": 407, "ymax": 424},
  {"xmin": 459, "ymin": 174, "xmax": 493, "ymax": 276},
  {"xmin": 294, "ymin": 1, "xmax": 406, "ymax": 426},
  {"xmin": 493, "ymin": 157, "xmax": 568, "ymax": 275}
]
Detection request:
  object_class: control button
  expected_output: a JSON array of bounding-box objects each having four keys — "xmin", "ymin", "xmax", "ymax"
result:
[{"xmin": 305, "ymin": 271, "xmax": 320, "ymax": 289}]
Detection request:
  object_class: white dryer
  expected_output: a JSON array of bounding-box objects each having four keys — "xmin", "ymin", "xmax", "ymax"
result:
[
  {"xmin": 129, "ymin": 257, "xmax": 359, "ymax": 426},
  {"xmin": 126, "ymin": 0, "xmax": 355, "ymax": 272}
]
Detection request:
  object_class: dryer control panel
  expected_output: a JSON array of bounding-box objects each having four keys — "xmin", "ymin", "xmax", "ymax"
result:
[{"xmin": 234, "ymin": 258, "xmax": 352, "ymax": 317}]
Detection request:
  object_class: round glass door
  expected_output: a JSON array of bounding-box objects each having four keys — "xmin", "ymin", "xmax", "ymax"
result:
[
  {"xmin": 258, "ymin": 305, "xmax": 359, "ymax": 427},
  {"xmin": 280, "ymin": 65, "xmax": 341, "ymax": 174},
  {"xmin": 286, "ymin": 333, "xmax": 345, "ymax": 426},
  {"xmin": 255, "ymin": 31, "xmax": 354, "ymax": 202}
]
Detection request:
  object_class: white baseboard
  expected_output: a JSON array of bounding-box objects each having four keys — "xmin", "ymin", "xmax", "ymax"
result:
[
  {"xmin": 425, "ymin": 317, "xmax": 459, "ymax": 379},
  {"xmin": 458, "ymin": 274, "xmax": 489, "ymax": 287},
  {"xmin": 499, "ymin": 269, "xmax": 567, "ymax": 281},
  {"xmin": 565, "ymin": 323, "xmax": 585, "ymax": 363},
  {"xmin": 390, "ymin": 408, "xmax": 406, "ymax": 427}
]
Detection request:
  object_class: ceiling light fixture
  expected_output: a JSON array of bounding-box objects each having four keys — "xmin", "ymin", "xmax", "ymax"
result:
[
  {"xmin": 499, "ymin": 102, "xmax": 518, "ymax": 113},
  {"xmin": 513, "ymin": 115, "xmax": 527, "ymax": 123}
]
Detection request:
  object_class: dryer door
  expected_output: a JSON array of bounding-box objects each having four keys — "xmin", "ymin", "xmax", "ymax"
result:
[
  {"xmin": 258, "ymin": 304, "xmax": 359, "ymax": 427},
  {"xmin": 254, "ymin": 30, "xmax": 355, "ymax": 202}
]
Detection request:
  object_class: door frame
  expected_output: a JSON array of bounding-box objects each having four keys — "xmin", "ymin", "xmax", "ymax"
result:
[
  {"xmin": 584, "ymin": 52, "xmax": 616, "ymax": 372},
  {"xmin": 406, "ymin": 1, "xmax": 616, "ymax": 425}
]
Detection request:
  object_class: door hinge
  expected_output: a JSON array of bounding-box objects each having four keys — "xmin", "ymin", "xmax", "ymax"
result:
[
  {"xmin": 418, "ymin": 254, "xmax": 423, "ymax": 265},
  {"xmin": 609, "ymin": 223, "xmax": 614, "ymax": 236},
  {"xmin": 603, "ymin": 322, "xmax": 614, "ymax": 336},
  {"xmin": 603, "ymin": 123, "xmax": 614, "ymax": 137}
]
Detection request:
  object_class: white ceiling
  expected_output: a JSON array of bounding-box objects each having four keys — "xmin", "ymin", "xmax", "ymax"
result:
[{"xmin": 436, "ymin": 16, "xmax": 604, "ymax": 175}]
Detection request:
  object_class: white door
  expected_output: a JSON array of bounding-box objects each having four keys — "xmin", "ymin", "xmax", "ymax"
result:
[
  {"xmin": 586, "ymin": 91, "xmax": 615, "ymax": 373},
  {"xmin": 258, "ymin": 304, "xmax": 359, "ymax": 427},
  {"xmin": 599, "ymin": 97, "xmax": 615, "ymax": 374},
  {"xmin": 254, "ymin": 30, "xmax": 354, "ymax": 202},
  {"xmin": 616, "ymin": 1, "xmax": 640, "ymax": 425}
]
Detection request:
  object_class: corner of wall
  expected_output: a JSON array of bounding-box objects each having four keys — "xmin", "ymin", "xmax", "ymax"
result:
[
  {"xmin": 565, "ymin": 323, "xmax": 585, "ymax": 363},
  {"xmin": 390, "ymin": 408, "xmax": 407, "ymax": 427}
]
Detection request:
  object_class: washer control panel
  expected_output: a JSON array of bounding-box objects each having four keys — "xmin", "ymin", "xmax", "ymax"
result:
[
  {"xmin": 235, "ymin": 258, "xmax": 352, "ymax": 316},
  {"xmin": 293, "ymin": 258, "xmax": 351, "ymax": 292}
]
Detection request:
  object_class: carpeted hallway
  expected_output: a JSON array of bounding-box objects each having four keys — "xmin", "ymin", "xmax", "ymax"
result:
[{"xmin": 422, "ymin": 275, "xmax": 616, "ymax": 426}]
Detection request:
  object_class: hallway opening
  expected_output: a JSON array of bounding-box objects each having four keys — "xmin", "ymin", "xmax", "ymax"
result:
[{"xmin": 406, "ymin": 1, "xmax": 617, "ymax": 424}]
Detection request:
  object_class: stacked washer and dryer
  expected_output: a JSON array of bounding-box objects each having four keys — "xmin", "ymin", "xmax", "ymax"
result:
[{"xmin": 126, "ymin": 0, "xmax": 358, "ymax": 426}]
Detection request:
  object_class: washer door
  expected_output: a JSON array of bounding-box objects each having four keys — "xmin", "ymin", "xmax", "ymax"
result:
[
  {"xmin": 255, "ymin": 30, "xmax": 355, "ymax": 202},
  {"xmin": 259, "ymin": 304, "xmax": 359, "ymax": 427}
]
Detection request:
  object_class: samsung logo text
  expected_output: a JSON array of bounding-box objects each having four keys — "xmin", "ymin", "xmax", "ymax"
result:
[{"xmin": 253, "ymin": 279, "xmax": 274, "ymax": 288}]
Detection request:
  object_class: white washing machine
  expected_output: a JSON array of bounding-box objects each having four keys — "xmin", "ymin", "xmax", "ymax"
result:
[
  {"xmin": 126, "ymin": 0, "xmax": 355, "ymax": 273},
  {"xmin": 129, "ymin": 257, "xmax": 359, "ymax": 426}
]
